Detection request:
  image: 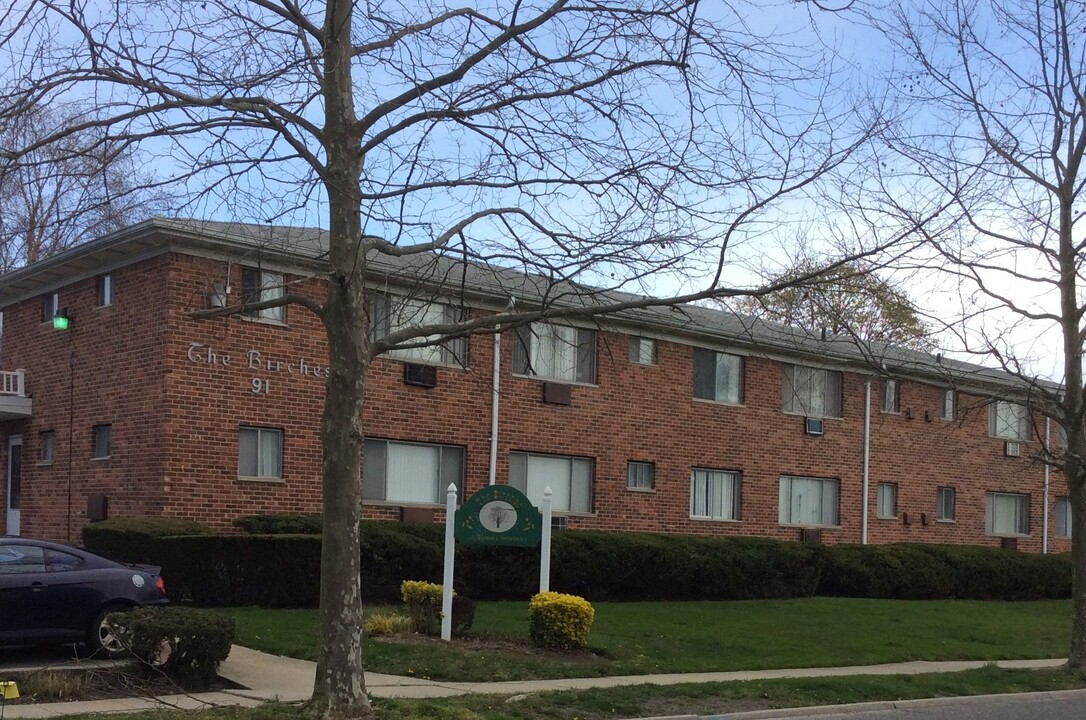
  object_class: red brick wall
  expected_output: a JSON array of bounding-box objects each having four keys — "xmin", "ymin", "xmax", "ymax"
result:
[{"xmin": 0, "ymin": 248, "xmax": 1070, "ymax": 553}]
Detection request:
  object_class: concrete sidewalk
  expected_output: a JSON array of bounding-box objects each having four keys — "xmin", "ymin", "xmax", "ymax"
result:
[{"xmin": 0, "ymin": 645, "xmax": 1070, "ymax": 717}]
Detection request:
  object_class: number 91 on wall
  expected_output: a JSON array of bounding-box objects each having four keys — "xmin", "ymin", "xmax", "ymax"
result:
[{"xmin": 251, "ymin": 377, "xmax": 271, "ymax": 395}]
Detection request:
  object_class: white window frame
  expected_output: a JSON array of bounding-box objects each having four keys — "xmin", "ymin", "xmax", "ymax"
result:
[
  {"xmin": 368, "ymin": 295, "xmax": 467, "ymax": 366},
  {"xmin": 97, "ymin": 273, "xmax": 115, "ymax": 307},
  {"xmin": 778, "ymin": 475, "xmax": 839, "ymax": 527},
  {"xmin": 880, "ymin": 379, "xmax": 899, "ymax": 413},
  {"xmin": 41, "ymin": 292, "xmax": 60, "ymax": 323},
  {"xmin": 985, "ymin": 491, "xmax": 1029, "ymax": 536},
  {"xmin": 939, "ymin": 388, "xmax": 956, "ymax": 420},
  {"xmin": 92, "ymin": 424, "xmax": 112, "ymax": 460},
  {"xmin": 988, "ymin": 401, "xmax": 1030, "ymax": 441},
  {"xmin": 936, "ymin": 486, "xmax": 955, "ymax": 521},
  {"xmin": 877, "ymin": 483, "xmax": 897, "ymax": 518},
  {"xmin": 241, "ymin": 267, "xmax": 286, "ymax": 322},
  {"xmin": 509, "ymin": 451, "xmax": 594, "ymax": 513},
  {"xmin": 782, "ymin": 365, "xmax": 843, "ymax": 419},
  {"xmin": 689, "ymin": 468, "xmax": 741, "ymax": 521},
  {"xmin": 1055, "ymin": 496, "xmax": 1071, "ymax": 538},
  {"xmin": 238, "ymin": 426, "xmax": 283, "ymax": 479},
  {"xmin": 512, "ymin": 323, "xmax": 596, "ymax": 384},
  {"xmin": 627, "ymin": 461, "xmax": 655, "ymax": 491},
  {"xmin": 629, "ymin": 336, "xmax": 656, "ymax": 365},
  {"xmin": 363, "ymin": 438, "xmax": 464, "ymax": 504},
  {"xmin": 692, "ymin": 348, "xmax": 744, "ymax": 404}
]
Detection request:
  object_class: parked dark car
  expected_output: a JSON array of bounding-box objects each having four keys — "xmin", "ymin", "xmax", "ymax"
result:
[{"xmin": 0, "ymin": 537, "xmax": 168, "ymax": 656}]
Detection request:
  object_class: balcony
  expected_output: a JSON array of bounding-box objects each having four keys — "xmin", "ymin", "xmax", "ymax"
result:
[{"xmin": 0, "ymin": 370, "xmax": 31, "ymax": 420}]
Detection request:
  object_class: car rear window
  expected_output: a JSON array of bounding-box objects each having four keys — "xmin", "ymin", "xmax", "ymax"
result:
[
  {"xmin": 45, "ymin": 549, "xmax": 85, "ymax": 572},
  {"xmin": 0, "ymin": 545, "xmax": 46, "ymax": 573}
]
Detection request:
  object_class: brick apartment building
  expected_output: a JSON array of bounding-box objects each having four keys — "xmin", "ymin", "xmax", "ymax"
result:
[{"xmin": 0, "ymin": 219, "xmax": 1070, "ymax": 553}]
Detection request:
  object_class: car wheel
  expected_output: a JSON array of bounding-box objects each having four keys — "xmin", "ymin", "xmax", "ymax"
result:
[{"xmin": 88, "ymin": 604, "xmax": 130, "ymax": 658}]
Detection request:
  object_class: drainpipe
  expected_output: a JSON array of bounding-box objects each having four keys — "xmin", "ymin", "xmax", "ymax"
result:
[
  {"xmin": 861, "ymin": 378, "xmax": 872, "ymax": 545},
  {"xmin": 488, "ymin": 329, "xmax": 501, "ymax": 486},
  {"xmin": 1043, "ymin": 416, "xmax": 1051, "ymax": 554}
]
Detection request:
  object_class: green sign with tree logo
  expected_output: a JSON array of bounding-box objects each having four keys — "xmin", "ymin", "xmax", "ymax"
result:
[{"xmin": 455, "ymin": 484, "xmax": 542, "ymax": 547}]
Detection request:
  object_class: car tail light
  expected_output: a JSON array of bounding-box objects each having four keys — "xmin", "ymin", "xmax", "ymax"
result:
[{"xmin": 155, "ymin": 576, "xmax": 166, "ymax": 596}]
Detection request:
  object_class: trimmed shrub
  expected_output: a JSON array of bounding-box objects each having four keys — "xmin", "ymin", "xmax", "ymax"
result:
[
  {"xmin": 529, "ymin": 592, "xmax": 594, "ymax": 651},
  {"xmin": 401, "ymin": 580, "xmax": 445, "ymax": 634},
  {"xmin": 111, "ymin": 606, "xmax": 235, "ymax": 690},
  {"xmin": 363, "ymin": 611, "xmax": 413, "ymax": 637},
  {"xmin": 82, "ymin": 517, "xmax": 210, "ymax": 564},
  {"xmin": 233, "ymin": 514, "xmax": 322, "ymax": 535}
]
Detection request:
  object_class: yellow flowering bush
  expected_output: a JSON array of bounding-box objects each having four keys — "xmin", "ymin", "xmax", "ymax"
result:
[
  {"xmin": 528, "ymin": 591, "xmax": 595, "ymax": 651},
  {"xmin": 400, "ymin": 580, "xmax": 448, "ymax": 634}
]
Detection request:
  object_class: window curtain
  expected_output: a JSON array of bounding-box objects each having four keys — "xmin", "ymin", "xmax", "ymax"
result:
[
  {"xmin": 690, "ymin": 469, "xmax": 738, "ymax": 519},
  {"xmin": 986, "ymin": 492, "xmax": 1027, "ymax": 534},
  {"xmin": 779, "ymin": 476, "xmax": 837, "ymax": 525},
  {"xmin": 387, "ymin": 442, "xmax": 440, "ymax": 503}
]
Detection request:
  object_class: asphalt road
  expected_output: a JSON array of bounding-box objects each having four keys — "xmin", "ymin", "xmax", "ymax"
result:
[
  {"xmin": 0, "ymin": 644, "xmax": 117, "ymax": 671},
  {"xmin": 739, "ymin": 690, "xmax": 1086, "ymax": 720}
]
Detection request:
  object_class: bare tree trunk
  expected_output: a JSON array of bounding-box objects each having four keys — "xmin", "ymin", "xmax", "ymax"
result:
[{"xmin": 311, "ymin": 0, "xmax": 372, "ymax": 717}]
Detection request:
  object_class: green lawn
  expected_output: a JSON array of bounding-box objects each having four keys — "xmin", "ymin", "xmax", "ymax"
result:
[{"xmin": 219, "ymin": 598, "xmax": 1072, "ymax": 682}]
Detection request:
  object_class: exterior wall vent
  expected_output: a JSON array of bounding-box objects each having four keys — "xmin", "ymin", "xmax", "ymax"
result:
[
  {"xmin": 804, "ymin": 417, "xmax": 824, "ymax": 436},
  {"xmin": 799, "ymin": 528, "xmax": 823, "ymax": 544},
  {"xmin": 552, "ymin": 515, "xmax": 569, "ymax": 530},
  {"xmin": 403, "ymin": 363, "xmax": 438, "ymax": 388},
  {"xmin": 542, "ymin": 382, "xmax": 572, "ymax": 405},
  {"xmin": 1000, "ymin": 536, "xmax": 1019, "ymax": 551},
  {"xmin": 1004, "ymin": 441, "xmax": 1021, "ymax": 457}
]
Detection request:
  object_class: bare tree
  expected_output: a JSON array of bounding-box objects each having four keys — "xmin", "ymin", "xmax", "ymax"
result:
[
  {"xmin": 0, "ymin": 105, "xmax": 171, "ymax": 271},
  {"xmin": 864, "ymin": 0, "xmax": 1086, "ymax": 668},
  {"xmin": 0, "ymin": 1, "xmax": 896, "ymax": 717}
]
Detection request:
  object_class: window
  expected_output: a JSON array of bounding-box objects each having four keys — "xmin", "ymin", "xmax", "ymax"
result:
[
  {"xmin": 690, "ymin": 468, "xmax": 741, "ymax": 521},
  {"xmin": 238, "ymin": 426, "xmax": 282, "ymax": 478},
  {"xmin": 41, "ymin": 292, "xmax": 60, "ymax": 323},
  {"xmin": 0, "ymin": 545, "xmax": 46, "ymax": 574},
  {"xmin": 877, "ymin": 483, "xmax": 897, "ymax": 518},
  {"xmin": 512, "ymin": 324, "xmax": 596, "ymax": 384},
  {"xmin": 509, "ymin": 451, "xmax": 593, "ymax": 513},
  {"xmin": 940, "ymin": 388, "xmax": 956, "ymax": 420},
  {"xmin": 97, "ymin": 273, "xmax": 114, "ymax": 306},
  {"xmin": 368, "ymin": 295, "xmax": 467, "ymax": 366},
  {"xmin": 627, "ymin": 461, "xmax": 654, "ymax": 491},
  {"xmin": 693, "ymin": 348, "xmax": 743, "ymax": 403},
  {"xmin": 38, "ymin": 431, "xmax": 55, "ymax": 464},
  {"xmin": 45, "ymin": 548, "xmax": 84, "ymax": 572},
  {"xmin": 629, "ymin": 336, "xmax": 656, "ymax": 365},
  {"xmin": 1056, "ymin": 497, "xmax": 1071, "ymax": 538},
  {"xmin": 936, "ymin": 486, "xmax": 955, "ymax": 521},
  {"xmin": 92, "ymin": 424, "xmax": 112, "ymax": 459},
  {"xmin": 240, "ymin": 267, "xmax": 285, "ymax": 322},
  {"xmin": 985, "ymin": 492, "xmax": 1029, "ymax": 536},
  {"xmin": 989, "ymin": 400, "xmax": 1030, "ymax": 441},
  {"xmin": 779, "ymin": 475, "xmax": 839, "ymax": 527},
  {"xmin": 782, "ymin": 365, "xmax": 843, "ymax": 418},
  {"xmin": 880, "ymin": 379, "xmax": 899, "ymax": 413},
  {"xmin": 363, "ymin": 439, "xmax": 464, "ymax": 504}
]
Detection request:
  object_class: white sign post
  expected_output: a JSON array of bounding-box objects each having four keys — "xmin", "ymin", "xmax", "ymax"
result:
[
  {"xmin": 539, "ymin": 486, "xmax": 552, "ymax": 593},
  {"xmin": 441, "ymin": 483, "xmax": 457, "ymax": 641}
]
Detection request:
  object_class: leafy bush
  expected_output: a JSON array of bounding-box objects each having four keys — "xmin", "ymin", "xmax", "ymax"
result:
[
  {"xmin": 233, "ymin": 515, "xmax": 322, "ymax": 535},
  {"xmin": 82, "ymin": 517, "xmax": 210, "ymax": 564},
  {"xmin": 363, "ymin": 611, "xmax": 413, "ymax": 637},
  {"xmin": 111, "ymin": 607, "xmax": 235, "ymax": 690},
  {"xmin": 401, "ymin": 580, "xmax": 446, "ymax": 634},
  {"xmin": 529, "ymin": 592, "xmax": 594, "ymax": 651}
]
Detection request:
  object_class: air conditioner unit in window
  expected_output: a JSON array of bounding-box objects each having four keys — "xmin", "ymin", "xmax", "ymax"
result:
[
  {"xmin": 1004, "ymin": 441, "xmax": 1021, "ymax": 457},
  {"xmin": 799, "ymin": 528, "xmax": 823, "ymax": 544},
  {"xmin": 804, "ymin": 417, "xmax": 824, "ymax": 436},
  {"xmin": 403, "ymin": 363, "xmax": 437, "ymax": 388}
]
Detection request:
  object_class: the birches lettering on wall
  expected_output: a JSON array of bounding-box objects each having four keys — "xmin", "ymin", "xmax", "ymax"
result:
[{"xmin": 186, "ymin": 342, "xmax": 327, "ymax": 396}]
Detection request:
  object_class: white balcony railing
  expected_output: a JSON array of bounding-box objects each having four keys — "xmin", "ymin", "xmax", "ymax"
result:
[{"xmin": 0, "ymin": 369, "xmax": 26, "ymax": 397}]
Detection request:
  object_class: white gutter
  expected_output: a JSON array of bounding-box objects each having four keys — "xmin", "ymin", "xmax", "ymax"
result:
[
  {"xmin": 1043, "ymin": 416, "xmax": 1051, "ymax": 554},
  {"xmin": 488, "ymin": 329, "xmax": 501, "ymax": 486},
  {"xmin": 862, "ymin": 379, "xmax": 872, "ymax": 545}
]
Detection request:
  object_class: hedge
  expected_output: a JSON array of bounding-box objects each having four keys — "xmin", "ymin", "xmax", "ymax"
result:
[
  {"xmin": 81, "ymin": 517, "xmax": 211, "ymax": 564},
  {"xmin": 82, "ymin": 517, "xmax": 1072, "ymax": 607}
]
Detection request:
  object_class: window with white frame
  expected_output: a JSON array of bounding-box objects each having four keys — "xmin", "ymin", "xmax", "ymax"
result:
[
  {"xmin": 629, "ymin": 336, "xmax": 656, "ymax": 365},
  {"xmin": 240, "ymin": 267, "xmax": 285, "ymax": 322},
  {"xmin": 509, "ymin": 451, "xmax": 593, "ymax": 513},
  {"xmin": 880, "ymin": 379, "xmax": 899, "ymax": 413},
  {"xmin": 690, "ymin": 468, "xmax": 741, "ymax": 521},
  {"xmin": 988, "ymin": 400, "xmax": 1030, "ymax": 441},
  {"xmin": 939, "ymin": 388, "xmax": 956, "ymax": 420},
  {"xmin": 97, "ymin": 273, "xmax": 114, "ymax": 307},
  {"xmin": 41, "ymin": 292, "xmax": 60, "ymax": 323},
  {"xmin": 92, "ymin": 424, "xmax": 112, "ymax": 459},
  {"xmin": 782, "ymin": 364, "xmax": 843, "ymax": 418},
  {"xmin": 39, "ymin": 431, "xmax": 55, "ymax": 464},
  {"xmin": 368, "ymin": 295, "xmax": 467, "ymax": 366},
  {"xmin": 238, "ymin": 426, "xmax": 283, "ymax": 479},
  {"xmin": 363, "ymin": 439, "xmax": 464, "ymax": 504},
  {"xmin": 985, "ymin": 491, "xmax": 1029, "ymax": 536},
  {"xmin": 512, "ymin": 324, "xmax": 596, "ymax": 384},
  {"xmin": 1056, "ymin": 497, "xmax": 1071, "ymax": 538},
  {"xmin": 936, "ymin": 486, "xmax": 955, "ymax": 521},
  {"xmin": 778, "ymin": 475, "xmax": 839, "ymax": 527},
  {"xmin": 693, "ymin": 348, "xmax": 743, "ymax": 403},
  {"xmin": 877, "ymin": 483, "xmax": 897, "ymax": 518},
  {"xmin": 627, "ymin": 461, "xmax": 654, "ymax": 491}
]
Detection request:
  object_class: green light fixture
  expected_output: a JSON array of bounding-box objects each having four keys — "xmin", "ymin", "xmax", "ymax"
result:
[{"xmin": 53, "ymin": 309, "xmax": 70, "ymax": 330}]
